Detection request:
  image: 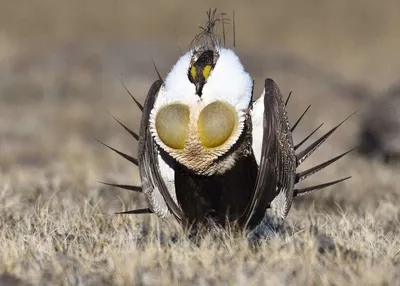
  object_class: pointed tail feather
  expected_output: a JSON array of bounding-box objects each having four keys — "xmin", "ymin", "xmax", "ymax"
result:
[
  {"xmin": 151, "ymin": 58, "xmax": 164, "ymax": 83},
  {"xmin": 109, "ymin": 113, "xmax": 139, "ymax": 141},
  {"xmin": 118, "ymin": 77, "xmax": 144, "ymax": 112},
  {"xmin": 115, "ymin": 208, "xmax": 152, "ymax": 215},
  {"xmin": 294, "ymin": 123, "xmax": 324, "ymax": 151},
  {"xmin": 285, "ymin": 91, "xmax": 292, "ymax": 107},
  {"xmin": 291, "ymin": 105, "xmax": 311, "ymax": 132},
  {"xmin": 296, "ymin": 148, "xmax": 356, "ymax": 183},
  {"xmin": 296, "ymin": 111, "xmax": 358, "ymax": 165},
  {"xmin": 293, "ymin": 176, "xmax": 351, "ymax": 197},
  {"xmin": 97, "ymin": 140, "xmax": 138, "ymax": 166},
  {"xmin": 99, "ymin": 181, "xmax": 142, "ymax": 193}
]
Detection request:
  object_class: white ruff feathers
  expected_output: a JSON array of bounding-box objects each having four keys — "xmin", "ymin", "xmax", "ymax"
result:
[
  {"xmin": 201, "ymin": 48, "xmax": 252, "ymax": 110},
  {"xmin": 156, "ymin": 47, "xmax": 253, "ymax": 109},
  {"xmin": 251, "ymin": 92, "xmax": 265, "ymax": 165}
]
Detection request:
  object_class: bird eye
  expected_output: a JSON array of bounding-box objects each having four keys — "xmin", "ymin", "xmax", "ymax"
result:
[
  {"xmin": 203, "ymin": 65, "xmax": 212, "ymax": 79},
  {"xmin": 198, "ymin": 101, "xmax": 237, "ymax": 148},
  {"xmin": 156, "ymin": 104, "xmax": 190, "ymax": 150}
]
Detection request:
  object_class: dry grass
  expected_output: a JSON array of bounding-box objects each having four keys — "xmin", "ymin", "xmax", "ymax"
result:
[
  {"xmin": 0, "ymin": 1, "xmax": 399, "ymax": 285},
  {"xmin": 0, "ymin": 155, "xmax": 398, "ymax": 285}
]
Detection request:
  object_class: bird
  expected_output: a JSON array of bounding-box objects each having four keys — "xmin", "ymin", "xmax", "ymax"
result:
[{"xmin": 99, "ymin": 9, "xmax": 354, "ymax": 233}]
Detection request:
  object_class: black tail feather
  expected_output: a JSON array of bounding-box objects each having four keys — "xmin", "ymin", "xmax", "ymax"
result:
[
  {"xmin": 285, "ymin": 91, "xmax": 292, "ymax": 107},
  {"xmin": 293, "ymin": 176, "xmax": 351, "ymax": 197},
  {"xmin": 115, "ymin": 208, "xmax": 152, "ymax": 215},
  {"xmin": 118, "ymin": 77, "xmax": 144, "ymax": 112},
  {"xmin": 99, "ymin": 181, "xmax": 142, "ymax": 193},
  {"xmin": 296, "ymin": 148, "xmax": 356, "ymax": 183},
  {"xmin": 97, "ymin": 140, "xmax": 138, "ymax": 166},
  {"xmin": 294, "ymin": 123, "xmax": 324, "ymax": 151},
  {"xmin": 296, "ymin": 111, "xmax": 358, "ymax": 165},
  {"xmin": 109, "ymin": 113, "xmax": 139, "ymax": 141},
  {"xmin": 291, "ymin": 105, "xmax": 311, "ymax": 132},
  {"xmin": 151, "ymin": 59, "xmax": 164, "ymax": 83}
]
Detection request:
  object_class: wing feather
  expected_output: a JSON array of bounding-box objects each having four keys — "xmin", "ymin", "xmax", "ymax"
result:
[
  {"xmin": 245, "ymin": 79, "xmax": 296, "ymax": 229},
  {"xmin": 138, "ymin": 80, "xmax": 184, "ymax": 221}
]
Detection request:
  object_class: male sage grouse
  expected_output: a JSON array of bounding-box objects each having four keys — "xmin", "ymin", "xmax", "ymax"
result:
[{"xmin": 100, "ymin": 10, "xmax": 353, "ymax": 234}]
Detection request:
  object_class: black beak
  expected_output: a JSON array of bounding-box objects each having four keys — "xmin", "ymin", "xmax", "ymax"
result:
[{"xmin": 195, "ymin": 82, "xmax": 203, "ymax": 96}]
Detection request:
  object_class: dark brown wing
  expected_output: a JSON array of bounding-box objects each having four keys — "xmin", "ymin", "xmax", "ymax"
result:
[
  {"xmin": 138, "ymin": 80, "xmax": 184, "ymax": 221},
  {"xmin": 271, "ymin": 79, "xmax": 297, "ymax": 219},
  {"xmin": 243, "ymin": 79, "xmax": 296, "ymax": 229}
]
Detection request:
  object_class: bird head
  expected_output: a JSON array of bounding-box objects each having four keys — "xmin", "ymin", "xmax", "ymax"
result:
[{"xmin": 188, "ymin": 49, "xmax": 219, "ymax": 96}]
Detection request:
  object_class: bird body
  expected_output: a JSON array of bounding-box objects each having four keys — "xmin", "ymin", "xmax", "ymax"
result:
[{"xmin": 101, "ymin": 10, "xmax": 353, "ymax": 234}]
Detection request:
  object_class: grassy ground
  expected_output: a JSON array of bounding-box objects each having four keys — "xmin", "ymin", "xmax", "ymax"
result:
[{"xmin": 0, "ymin": 1, "xmax": 399, "ymax": 285}]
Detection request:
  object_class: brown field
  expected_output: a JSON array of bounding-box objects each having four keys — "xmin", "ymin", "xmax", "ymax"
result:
[{"xmin": 0, "ymin": 1, "xmax": 399, "ymax": 285}]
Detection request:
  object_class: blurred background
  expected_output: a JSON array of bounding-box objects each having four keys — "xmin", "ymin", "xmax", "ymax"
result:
[{"xmin": 0, "ymin": 0, "xmax": 398, "ymax": 213}]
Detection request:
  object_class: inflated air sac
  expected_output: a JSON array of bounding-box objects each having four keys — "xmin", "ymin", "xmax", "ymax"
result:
[
  {"xmin": 198, "ymin": 101, "xmax": 237, "ymax": 148},
  {"xmin": 156, "ymin": 104, "xmax": 190, "ymax": 149}
]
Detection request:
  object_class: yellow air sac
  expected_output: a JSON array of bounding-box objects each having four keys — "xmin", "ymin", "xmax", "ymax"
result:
[
  {"xmin": 198, "ymin": 101, "xmax": 237, "ymax": 148},
  {"xmin": 156, "ymin": 104, "xmax": 190, "ymax": 149}
]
